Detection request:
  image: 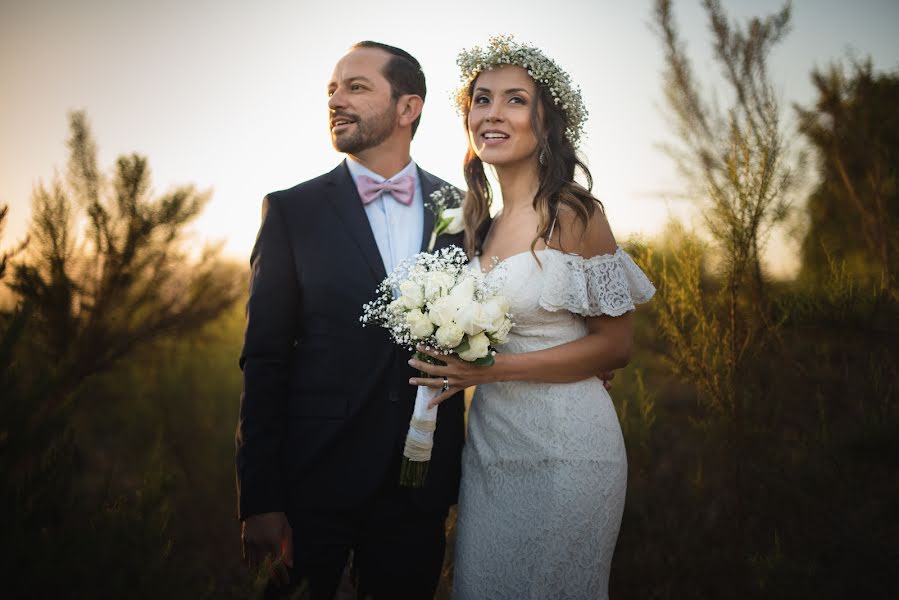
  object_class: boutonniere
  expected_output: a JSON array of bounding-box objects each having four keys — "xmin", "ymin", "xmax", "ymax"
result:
[{"xmin": 427, "ymin": 184, "xmax": 465, "ymax": 252}]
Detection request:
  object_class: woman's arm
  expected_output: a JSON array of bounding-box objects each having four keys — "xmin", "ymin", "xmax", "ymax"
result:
[
  {"xmin": 410, "ymin": 310, "xmax": 633, "ymax": 407},
  {"xmin": 502, "ymin": 312, "xmax": 634, "ymax": 381}
]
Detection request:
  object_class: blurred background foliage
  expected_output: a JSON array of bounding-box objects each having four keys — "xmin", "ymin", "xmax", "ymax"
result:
[{"xmin": 1, "ymin": 1, "xmax": 897, "ymax": 598}]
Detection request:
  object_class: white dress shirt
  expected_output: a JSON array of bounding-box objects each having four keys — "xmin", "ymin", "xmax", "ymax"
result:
[{"xmin": 345, "ymin": 157, "xmax": 424, "ymax": 275}]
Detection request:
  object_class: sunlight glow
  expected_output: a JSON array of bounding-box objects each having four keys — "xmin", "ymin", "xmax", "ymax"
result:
[{"xmin": 2, "ymin": 0, "xmax": 898, "ymax": 280}]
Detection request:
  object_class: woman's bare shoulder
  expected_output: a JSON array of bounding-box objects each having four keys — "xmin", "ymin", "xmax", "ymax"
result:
[{"xmin": 551, "ymin": 197, "xmax": 616, "ymax": 258}]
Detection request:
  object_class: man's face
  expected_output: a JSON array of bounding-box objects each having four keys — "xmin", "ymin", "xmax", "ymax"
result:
[{"xmin": 327, "ymin": 48, "xmax": 398, "ymax": 155}]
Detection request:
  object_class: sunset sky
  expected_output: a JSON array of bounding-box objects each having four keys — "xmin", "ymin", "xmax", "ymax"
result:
[{"xmin": 2, "ymin": 0, "xmax": 898, "ymax": 276}]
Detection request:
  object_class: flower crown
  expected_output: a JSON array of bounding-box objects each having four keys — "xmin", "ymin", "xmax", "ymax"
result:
[{"xmin": 454, "ymin": 35, "xmax": 588, "ymax": 147}]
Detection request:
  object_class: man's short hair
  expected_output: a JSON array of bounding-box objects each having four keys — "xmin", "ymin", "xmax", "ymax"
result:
[{"xmin": 352, "ymin": 41, "xmax": 426, "ymax": 137}]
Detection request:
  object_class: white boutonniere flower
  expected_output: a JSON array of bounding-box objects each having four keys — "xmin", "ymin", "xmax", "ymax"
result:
[
  {"xmin": 427, "ymin": 184, "xmax": 465, "ymax": 251},
  {"xmin": 441, "ymin": 207, "xmax": 464, "ymax": 234}
]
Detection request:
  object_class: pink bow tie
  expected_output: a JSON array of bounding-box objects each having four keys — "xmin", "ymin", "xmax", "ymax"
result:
[{"xmin": 357, "ymin": 174, "xmax": 415, "ymax": 206}]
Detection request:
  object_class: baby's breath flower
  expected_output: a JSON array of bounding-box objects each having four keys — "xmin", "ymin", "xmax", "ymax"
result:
[{"xmin": 454, "ymin": 34, "xmax": 588, "ymax": 147}]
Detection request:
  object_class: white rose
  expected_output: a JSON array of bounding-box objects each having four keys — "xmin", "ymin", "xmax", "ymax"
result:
[
  {"xmin": 449, "ymin": 276, "xmax": 476, "ymax": 303},
  {"xmin": 387, "ymin": 298, "xmax": 404, "ymax": 314},
  {"xmin": 399, "ymin": 280, "xmax": 424, "ymax": 309},
  {"xmin": 489, "ymin": 317, "xmax": 512, "ymax": 345},
  {"xmin": 423, "ymin": 271, "xmax": 455, "ymax": 301},
  {"xmin": 405, "ymin": 309, "xmax": 434, "ymax": 339},
  {"xmin": 458, "ymin": 332, "xmax": 490, "ymax": 361},
  {"xmin": 454, "ymin": 301, "xmax": 485, "ymax": 336},
  {"xmin": 478, "ymin": 297, "xmax": 508, "ymax": 331},
  {"xmin": 442, "ymin": 207, "xmax": 465, "ymax": 234},
  {"xmin": 428, "ymin": 294, "xmax": 462, "ymax": 327},
  {"xmin": 434, "ymin": 323, "xmax": 465, "ymax": 349}
]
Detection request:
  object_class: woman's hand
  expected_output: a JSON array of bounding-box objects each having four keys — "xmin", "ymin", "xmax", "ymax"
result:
[{"xmin": 408, "ymin": 344, "xmax": 499, "ymax": 408}]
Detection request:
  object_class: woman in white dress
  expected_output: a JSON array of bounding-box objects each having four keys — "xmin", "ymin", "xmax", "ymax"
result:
[{"xmin": 409, "ymin": 36, "xmax": 655, "ymax": 599}]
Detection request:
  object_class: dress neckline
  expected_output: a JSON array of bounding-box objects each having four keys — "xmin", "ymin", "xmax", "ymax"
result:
[
  {"xmin": 476, "ymin": 245, "xmax": 623, "ymax": 275},
  {"xmin": 477, "ymin": 248, "xmax": 549, "ymax": 275}
]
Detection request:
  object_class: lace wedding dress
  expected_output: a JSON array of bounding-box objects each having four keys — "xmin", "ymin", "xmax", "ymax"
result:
[{"xmin": 452, "ymin": 246, "xmax": 655, "ymax": 600}]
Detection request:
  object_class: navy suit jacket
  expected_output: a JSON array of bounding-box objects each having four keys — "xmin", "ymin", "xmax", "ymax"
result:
[{"xmin": 236, "ymin": 161, "xmax": 466, "ymax": 521}]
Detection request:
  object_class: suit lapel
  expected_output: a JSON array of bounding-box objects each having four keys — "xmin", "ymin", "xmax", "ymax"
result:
[
  {"xmin": 325, "ymin": 161, "xmax": 387, "ymax": 282},
  {"xmin": 418, "ymin": 166, "xmax": 439, "ymax": 252},
  {"xmin": 325, "ymin": 162, "xmax": 444, "ymax": 283}
]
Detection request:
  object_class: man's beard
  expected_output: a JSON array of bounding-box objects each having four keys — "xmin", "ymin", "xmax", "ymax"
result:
[{"xmin": 331, "ymin": 104, "xmax": 396, "ymax": 154}]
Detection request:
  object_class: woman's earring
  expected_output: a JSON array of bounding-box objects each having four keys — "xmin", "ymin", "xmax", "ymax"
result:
[{"xmin": 538, "ymin": 150, "xmax": 546, "ymax": 165}]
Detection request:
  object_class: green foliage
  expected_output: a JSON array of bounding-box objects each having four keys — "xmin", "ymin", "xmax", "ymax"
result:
[
  {"xmin": 654, "ymin": 0, "xmax": 795, "ymax": 295},
  {"xmin": 627, "ymin": 228, "xmax": 733, "ymax": 414},
  {"xmin": 617, "ymin": 2, "xmax": 899, "ymax": 597},
  {"xmin": 0, "ymin": 205, "xmax": 27, "ymax": 282},
  {"xmin": 0, "ymin": 293, "xmax": 197, "ymax": 597},
  {"xmin": 8, "ymin": 111, "xmax": 242, "ymax": 404},
  {"xmin": 795, "ymin": 60, "xmax": 899, "ymax": 286},
  {"xmin": 0, "ymin": 113, "xmax": 243, "ymax": 597},
  {"xmin": 61, "ymin": 303, "xmax": 251, "ymax": 597},
  {"xmin": 610, "ymin": 231, "xmax": 899, "ymax": 599},
  {"xmin": 651, "ymin": 0, "xmax": 797, "ymax": 435}
]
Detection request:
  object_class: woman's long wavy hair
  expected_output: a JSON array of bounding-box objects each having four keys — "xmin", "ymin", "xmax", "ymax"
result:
[{"xmin": 461, "ymin": 73, "xmax": 602, "ymax": 258}]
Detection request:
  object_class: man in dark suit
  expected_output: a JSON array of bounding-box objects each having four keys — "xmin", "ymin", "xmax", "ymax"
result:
[{"xmin": 236, "ymin": 41, "xmax": 465, "ymax": 599}]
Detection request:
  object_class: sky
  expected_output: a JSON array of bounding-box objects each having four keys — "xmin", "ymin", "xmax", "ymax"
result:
[{"xmin": 2, "ymin": 0, "xmax": 898, "ymax": 276}]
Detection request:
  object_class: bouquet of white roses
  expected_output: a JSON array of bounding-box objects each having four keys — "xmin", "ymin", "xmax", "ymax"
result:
[{"xmin": 361, "ymin": 245, "xmax": 512, "ymax": 486}]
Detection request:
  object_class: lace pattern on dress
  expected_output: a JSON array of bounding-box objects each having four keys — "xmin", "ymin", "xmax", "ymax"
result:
[
  {"xmin": 538, "ymin": 247, "xmax": 656, "ymax": 317},
  {"xmin": 453, "ymin": 244, "xmax": 654, "ymax": 599}
]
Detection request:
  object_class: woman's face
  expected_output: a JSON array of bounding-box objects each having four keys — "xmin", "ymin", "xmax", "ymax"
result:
[{"xmin": 467, "ymin": 65, "xmax": 541, "ymax": 168}]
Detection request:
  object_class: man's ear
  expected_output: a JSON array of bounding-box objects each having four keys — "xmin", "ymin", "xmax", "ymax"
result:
[{"xmin": 396, "ymin": 94, "xmax": 424, "ymax": 128}]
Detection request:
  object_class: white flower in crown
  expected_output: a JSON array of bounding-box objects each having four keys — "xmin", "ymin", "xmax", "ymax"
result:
[{"xmin": 454, "ymin": 34, "xmax": 588, "ymax": 147}]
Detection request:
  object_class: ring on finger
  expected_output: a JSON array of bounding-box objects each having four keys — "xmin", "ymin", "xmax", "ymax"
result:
[{"xmin": 442, "ymin": 376, "xmax": 449, "ymax": 392}]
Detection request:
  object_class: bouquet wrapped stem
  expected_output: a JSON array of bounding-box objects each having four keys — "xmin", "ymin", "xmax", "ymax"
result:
[{"xmin": 400, "ymin": 353, "xmax": 445, "ymax": 487}]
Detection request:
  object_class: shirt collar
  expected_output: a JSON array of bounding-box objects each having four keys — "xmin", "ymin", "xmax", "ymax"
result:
[{"xmin": 346, "ymin": 155, "xmax": 418, "ymax": 186}]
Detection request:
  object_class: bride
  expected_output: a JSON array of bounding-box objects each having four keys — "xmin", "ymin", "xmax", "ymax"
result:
[{"xmin": 409, "ymin": 36, "xmax": 655, "ymax": 598}]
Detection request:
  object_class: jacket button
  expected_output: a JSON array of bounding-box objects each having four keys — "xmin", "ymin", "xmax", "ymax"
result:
[{"xmin": 389, "ymin": 391, "xmax": 399, "ymax": 403}]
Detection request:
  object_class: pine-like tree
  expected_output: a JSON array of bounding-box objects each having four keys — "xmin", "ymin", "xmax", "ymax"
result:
[{"xmin": 795, "ymin": 59, "xmax": 899, "ymax": 287}]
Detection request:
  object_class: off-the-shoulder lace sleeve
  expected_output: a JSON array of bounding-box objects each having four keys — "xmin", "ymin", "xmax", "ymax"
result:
[{"xmin": 539, "ymin": 247, "xmax": 656, "ymax": 317}]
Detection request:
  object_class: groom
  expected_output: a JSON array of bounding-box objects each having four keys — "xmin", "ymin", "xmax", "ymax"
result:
[{"xmin": 235, "ymin": 41, "xmax": 466, "ymax": 598}]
